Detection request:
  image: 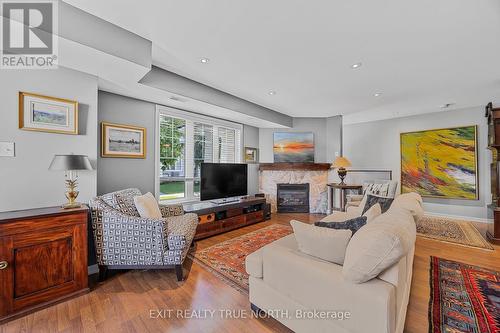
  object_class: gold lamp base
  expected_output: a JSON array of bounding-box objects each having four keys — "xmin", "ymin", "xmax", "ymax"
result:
[
  {"xmin": 62, "ymin": 180, "xmax": 80, "ymax": 209},
  {"xmin": 62, "ymin": 202, "xmax": 82, "ymax": 209}
]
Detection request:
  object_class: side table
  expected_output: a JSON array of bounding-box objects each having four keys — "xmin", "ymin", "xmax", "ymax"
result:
[{"xmin": 327, "ymin": 183, "xmax": 363, "ymax": 213}]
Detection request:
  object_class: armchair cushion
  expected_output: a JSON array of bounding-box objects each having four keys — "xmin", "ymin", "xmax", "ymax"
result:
[
  {"xmin": 100, "ymin": 188, "xmax": 141, "ymax": 216},
  {"xmin": 134, "ymin": 192, "xmax": 162, "ymax": 219}
]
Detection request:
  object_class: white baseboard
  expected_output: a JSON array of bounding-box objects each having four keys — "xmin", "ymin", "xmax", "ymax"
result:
[
  {"xmin": 88, "ymin": 264, "xmax": 98, "ymax": 275},
  {"xmin": 424, "ymin": 212, "xmax": 492, "ymax": 224}
]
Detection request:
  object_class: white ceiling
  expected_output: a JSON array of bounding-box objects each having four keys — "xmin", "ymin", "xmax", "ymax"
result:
[{"xmin": 65, "ymin": 0, "xmax": 500, "ymax": 122}]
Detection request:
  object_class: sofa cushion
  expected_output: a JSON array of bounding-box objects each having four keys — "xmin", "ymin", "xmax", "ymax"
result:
[
  {"xmin": 262, "ymin": 243, "xmax": 396, "ymax": 333},
  {"xmin": 291, "ymin": 220, "xmax": 352, "ymax": 264},
  {"xmin": 362, "ymin": 194, "xmax": 394, "ymax": 215},
  {"xmin": 245, "ymin": 234, "xmax": 298, "ymax": 278},
  {"xmin": 363, "ymin": 203, "xmax": 382, "ymax": 222},
  {"xmin": 134, "ymin": 192, "xmax": 162, "ymax": 219},
  {"xmin": 314, "ymin": 216, "xmax": 367, "ymax": 235},
  {"xmin": 342, "ymin": 209, "xmax": 416, "ymax": 283}
]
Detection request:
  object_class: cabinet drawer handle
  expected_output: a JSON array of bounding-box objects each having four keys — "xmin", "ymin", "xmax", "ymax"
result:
[{"xmin": 0, "ymin": 261, "xmax": 7, "ymax": 270}]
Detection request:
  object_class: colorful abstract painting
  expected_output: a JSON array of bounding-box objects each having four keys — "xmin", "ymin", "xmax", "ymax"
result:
[
  {"xmin": 273, "ymin": 132, "xmax": 314, "ymax": 162},
  {"xmin": 401, "ymin": 126, "xmax": 478, "ymax": 199}
]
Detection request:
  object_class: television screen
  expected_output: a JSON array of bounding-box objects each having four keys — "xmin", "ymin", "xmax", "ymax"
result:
[{"xmin": 200, "ymin": 163, "xmax": 248, "ymax": 201}]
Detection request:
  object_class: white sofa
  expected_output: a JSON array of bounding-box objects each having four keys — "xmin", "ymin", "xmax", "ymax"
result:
[{"xmin": 245, "ymin": 193, "xmax": 423, "ymax": 333}]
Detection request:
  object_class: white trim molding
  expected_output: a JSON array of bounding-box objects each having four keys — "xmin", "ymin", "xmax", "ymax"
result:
[{"xmin": 424, "ymin": 212, "xmax": 492, "ymax": 224}]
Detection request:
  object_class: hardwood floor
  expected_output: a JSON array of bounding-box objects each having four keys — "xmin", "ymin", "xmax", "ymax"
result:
[{"xmin": 1, "ymin": 213, "xmax": 499, "ymax": 333}]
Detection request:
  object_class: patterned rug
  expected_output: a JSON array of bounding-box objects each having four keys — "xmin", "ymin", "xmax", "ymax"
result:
[
  {"xmin": 189, "ymin": 224, "xmax": 293, "ymax": 293},
  {"xmin": 429, "ymin": 257, "xmax": 500, "ymax": 333},
  {"xmin": 417, "ymin": 216, "xmax": 493, "ymax": 250}
]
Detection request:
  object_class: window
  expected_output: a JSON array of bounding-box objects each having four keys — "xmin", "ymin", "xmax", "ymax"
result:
[
  {"xmin": 156, "ymin": 106, "xmax": 242, "ymax": 202},
  {"xmin": 159, "ymin": 116, "xmax": 186, "ymax": 200},
  {"xmin": 193, "ymin": 122, "xmax": 213, "ymax": 197}
]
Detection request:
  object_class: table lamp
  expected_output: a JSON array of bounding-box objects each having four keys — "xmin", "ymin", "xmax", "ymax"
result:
[
  {"xmin": 331, "ymin": 156, "xmax": 352, "ymax": 185},
  {"xmin": 49, "ymin": 154, "xmax": 93, "ymax": 208}
]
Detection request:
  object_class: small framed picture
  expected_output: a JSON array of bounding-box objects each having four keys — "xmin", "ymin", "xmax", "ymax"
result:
[
  {"xmin": 245, "ymin": 147, "xmax": 259, "ymax": 163},
  {"xmin": 19, "ymin": 92, "xmax": 78, "ymax": 135},
  {"xmin": 101, "ymin": 122, "xmax": 146, "ymax": 158}
]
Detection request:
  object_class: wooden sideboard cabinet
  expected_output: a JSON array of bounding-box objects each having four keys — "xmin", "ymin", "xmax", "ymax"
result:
[{"xmin": 0, "ymin": 206, "xmax": 89, "ymax": 322}]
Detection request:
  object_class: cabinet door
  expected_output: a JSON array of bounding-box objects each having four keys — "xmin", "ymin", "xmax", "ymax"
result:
[
  {"xmin": 0, "ymin": 224, "xmax": 87, "ymax": 316},
  {"xmin": 0, "ymin": 236, "xmax": 13, "ymax": 317}
]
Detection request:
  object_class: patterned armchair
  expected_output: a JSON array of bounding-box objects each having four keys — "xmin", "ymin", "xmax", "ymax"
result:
[{"xmin": 89, "ymin": 188, "xmax": 198, "ymax": 281}]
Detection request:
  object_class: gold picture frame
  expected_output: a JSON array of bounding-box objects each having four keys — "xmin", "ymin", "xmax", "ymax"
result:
[
  {"xmin": 244, "ymin": 147, "xmax": 259, "ymax": 163},
  {"xmin": 101, "ymin": 122, "xmax": 146, "ymax": 159},
  {"xmin": 400, "ymin": 125, "xmax": 478, "ymax": 200},
  {"xmin": 19, "ymin": 92, "xmax": 79, "ymax": 135}
]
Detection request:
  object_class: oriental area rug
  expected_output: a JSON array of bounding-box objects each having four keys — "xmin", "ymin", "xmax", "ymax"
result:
[
  {"xmin": 429, "ymin": 257, "xmax": 500, "ymax": 333},
  {"xmin": 416, "ymin": 216, "xmax": 493, "ymax": 250},
  {"xmin": 189, "ymin": 224, "xmax": 292, "ymax": 293}
]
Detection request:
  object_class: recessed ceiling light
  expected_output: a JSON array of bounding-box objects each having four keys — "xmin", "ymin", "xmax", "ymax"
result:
[
  {"xmin": 374, "ymin": 92, "xmax": 382, "ymax": 97},
  {"xmin": 200, "ymin": 58, "xmax": 210, "ymax": 64},
  {"xmin": 351, "ymin": 62, "xmax": 362, "ymax": 69},
  {"xmin": 268, "ymin": 90, "xmax": 276, "ymax": 95}
]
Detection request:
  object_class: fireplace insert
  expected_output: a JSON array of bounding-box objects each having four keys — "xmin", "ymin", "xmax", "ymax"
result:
[{"xmin": 277, "ymin": 183, "xmax": 309, "ymax": 213}]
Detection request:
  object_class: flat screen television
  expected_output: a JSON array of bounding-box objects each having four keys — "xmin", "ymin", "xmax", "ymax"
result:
[{"xmin": 200, "ymin": 163, "xmax": 247, "ymax": 201}]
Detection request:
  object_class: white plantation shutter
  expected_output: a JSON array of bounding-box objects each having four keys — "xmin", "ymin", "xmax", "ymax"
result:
[
  {"xmin": 194, "ymin": 122, "xmax": 214, "ymax": 177},
  {"xmin": 217, "ymin": 127, "xmax": 237, "ymax": 163},
  {"xmin": 156, "ymin": 105, "xmax": 242, "ymax": 201}
]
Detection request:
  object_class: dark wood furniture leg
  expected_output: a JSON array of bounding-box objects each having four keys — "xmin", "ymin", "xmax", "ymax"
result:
[
  {"xmin": 250, "ymin": 303, "xmax": 265, "ymax": 316},
  {"xmin": 98, "ymin": 265, "xmax": 108, "ymax": 282},
  {"xmin": 175, "ymin": 264, "xmax": 183, "ymax": 281}
]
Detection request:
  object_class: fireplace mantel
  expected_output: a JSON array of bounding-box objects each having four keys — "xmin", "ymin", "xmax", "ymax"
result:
[{"xmin": 259, "ymin": 163, "xmax": 331, "ymax": 171}]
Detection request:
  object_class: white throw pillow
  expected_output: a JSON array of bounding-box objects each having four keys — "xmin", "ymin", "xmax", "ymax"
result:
[
  {"xmin": 290, "ymin": 220, "xmax": 352, "ymax": 265},
  {"xmin": 362, "ymin": 203, "xmax": 382, "ymax": 222},
  {"xmin": 342, "ymin": 209, "xmax": 416, "ymax": 283},
  {"xmin": 133, "ymin": 192, "xmax": 162, "ymax": 219}
]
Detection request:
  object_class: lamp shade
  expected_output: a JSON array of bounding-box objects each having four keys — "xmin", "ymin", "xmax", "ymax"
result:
[
  {"xmin": 332, "ymin": 156, "xmax": 352, "ymax": 169},
  {"xmin": 49, "ymin": 155, "xmax": 93, "ymax": 171}
]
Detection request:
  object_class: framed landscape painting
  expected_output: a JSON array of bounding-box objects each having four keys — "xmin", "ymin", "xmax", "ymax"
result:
[
  {"xmin": 273, "ymin": 132, "xmax": 314, "ymax": 162},
  {"xmin": 101, "ymin": 122, "xmax": 146, "ymax": 158},
  {"xmin": 19, "ymin": 92, "xmax": 78, "ymax": 135},
  {"xmin": 400, "ymin": 125, "xmax": 478, "ymax": 200},
  {"xmin": 244, "ymin": 147, "xmax": 259, "ymax": 163}
]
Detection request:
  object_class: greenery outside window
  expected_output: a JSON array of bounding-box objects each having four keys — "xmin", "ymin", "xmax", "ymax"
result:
[{"xmin": 156, "ymin": 106, "xmax": 242, "ymax": 202}]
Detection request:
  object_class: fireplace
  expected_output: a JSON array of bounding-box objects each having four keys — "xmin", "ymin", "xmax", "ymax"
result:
[{"xmin": 277, "ymin": 183, "xmax": 310, "ymax": 213}]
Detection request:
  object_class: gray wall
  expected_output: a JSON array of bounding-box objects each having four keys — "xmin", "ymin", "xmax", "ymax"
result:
[
  {"xmin": 244, "ymin": 125, "xmax": 259, "ymax": 195},
  {"xmin": 98, "ymin": 92, "xmax": 261, "ymax": 197},
  {"xmin": 0, "ymin": 67, "xmax": 98, "ymax": 212},
  {"xmin": 343, "ymin": 106, "xmax": 490, "ymax": 220},
  {"xmin": 259, "ymin": 116, "xmax": 343, "ymax": 164},
  {"xmin": 97, "ymin": 91, "xmax": 156, "ymax": 195}
]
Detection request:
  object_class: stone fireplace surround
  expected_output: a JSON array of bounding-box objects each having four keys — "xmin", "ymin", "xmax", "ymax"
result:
[{"xmin": 259, "ymin": 163, "xmax": 330, "ymax": 214}]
